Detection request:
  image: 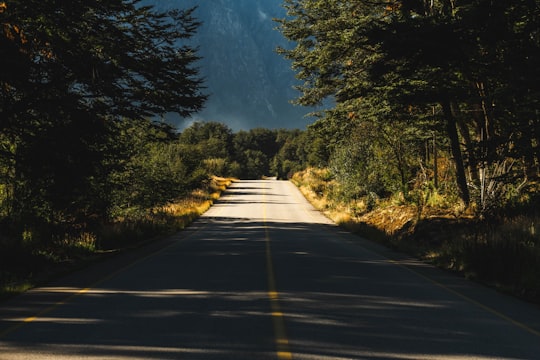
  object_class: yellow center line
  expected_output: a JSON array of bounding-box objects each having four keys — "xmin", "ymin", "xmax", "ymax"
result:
[
  {"xmin": 0, "ymin": 286, "xmax": 92, "ymax": 338},
  {"xmin": 263, "ymin": 185, "xmax": 293, "ymax": 360}
]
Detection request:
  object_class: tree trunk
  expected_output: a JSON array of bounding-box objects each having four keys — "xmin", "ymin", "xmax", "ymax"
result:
[
  {"xmin": 452, "ymin": 101, "xmax": 479, "ymax": 184},
  {"xmin": 531, "ymin": 114, "xmax": 540, "ymax": 179},
  {"xmin": 441, "ymin": 99, "xmax": 470, "ymax": 206},
  {"xmin": 433, "ymin": 132, "xmax": 438, "ymax": 189},
  {"xmin": 475, "ymin": 81, "xmax": 496, "ymax": 163}
]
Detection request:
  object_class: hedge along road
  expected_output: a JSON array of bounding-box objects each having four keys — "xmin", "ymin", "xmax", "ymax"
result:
[{"xmin": 1, "ymin": 180, "xmax": 540, "ymax": 359}]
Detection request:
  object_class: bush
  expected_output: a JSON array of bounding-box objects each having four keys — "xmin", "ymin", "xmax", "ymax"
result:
[{"xmin": 437, "ymin": 216, "xmax": 540, "ymax": 302}]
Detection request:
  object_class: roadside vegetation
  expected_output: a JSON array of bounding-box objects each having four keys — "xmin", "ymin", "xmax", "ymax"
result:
[
  {"xmin": 292, "ymin": 168, "xmax": 540, "ymax": 304},
  {"xmin": 0, "ymin": 174, "xmax": 232, "ymax": 299},
  {"xmin": 0, "ymin": 0, "xmax": 211, "ymax": 297}
]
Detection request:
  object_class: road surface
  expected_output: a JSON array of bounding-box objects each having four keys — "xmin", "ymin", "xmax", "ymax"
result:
[{"xmin": 1, "ymin": 180, "xmax": 540, "ymax": 359}]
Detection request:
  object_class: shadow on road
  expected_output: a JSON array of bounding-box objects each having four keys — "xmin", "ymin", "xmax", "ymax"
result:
[{"xmin": 1, "ymin": 214, "xmax": 540, "ymax": 359}]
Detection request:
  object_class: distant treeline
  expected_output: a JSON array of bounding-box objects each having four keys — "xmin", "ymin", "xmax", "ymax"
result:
[{"xmin": 178, "ymin": 121, "xmax": 327, "ymax": 180}]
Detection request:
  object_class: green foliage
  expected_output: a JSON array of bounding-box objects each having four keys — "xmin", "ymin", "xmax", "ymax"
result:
[
  {"xmin": 276, "ymin": 0, "xmax": 540, "ymax": 208},
  {"xmin": 203, "ymin": 158, "xmax": 229, "ymax": 176},
  {"xmin": 228, "ymin": 127, "xmax": 329, "ymax": 180},
  {"xmin": 0, "ymin": 0, "xmax": 206, "ymax": 245},
  {"xmin": 232, "ymin": 128, "xmax": 278, "ymax": 179},
  {"xmin": 177, "ymin": 121, "xmax": 235, "ymax": 178},
  {"xmin": 179, "ymin": 122, "xmax": 233, "ymax": 160},
  {"xmin": 433, "ymin": 215, "xmax": 540, "ymax": 302},
  {"xmin": 107, "ymin": 120, "xmax": 243, "ymax": 221}
]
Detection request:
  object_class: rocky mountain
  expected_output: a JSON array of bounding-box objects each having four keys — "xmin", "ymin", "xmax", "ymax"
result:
[{"xmin": 144, "ymin": 0, "xmax": 314, "ymax": 130}]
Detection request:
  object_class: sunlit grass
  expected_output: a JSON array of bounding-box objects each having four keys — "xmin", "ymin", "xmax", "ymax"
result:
[
  {"xmin": 161, "ymin": 176, "xmax": 233, "ymax": 222},
  {"xmin": 292, "ymin": 167, "xmax": 540, "ymax": 303},
  {"xmin": 99, "ymin": 176, "xmax": 234, "ymax": 249},
  {"xmin": 0, "ymin": 176, "xmax": 235, "ymax": 298},
  {"xmin": 0, "ymin": 279, "xmax": 34, "ymax": 301},
  {"xmin": 292, "ymin": 168, "xmax": 335, "ymax": 210}
]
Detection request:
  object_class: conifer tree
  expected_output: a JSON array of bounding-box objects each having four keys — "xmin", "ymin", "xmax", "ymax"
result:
[
  {"xmin": 277, "ymin": 0, "xmax": 540, "ymax": 207},
  {"xmin": 0, "ymin": 0, "xmax": 206, "ymax": 239}
]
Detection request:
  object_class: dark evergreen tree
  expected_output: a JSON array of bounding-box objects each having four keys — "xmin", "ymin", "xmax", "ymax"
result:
[
  {"xmin": 0, "ymin": 0, "xmax": 206, "ymax": 240},
  {"xmin": 276, "ymin": 0, "xmax": 540, "ymax": 207}
]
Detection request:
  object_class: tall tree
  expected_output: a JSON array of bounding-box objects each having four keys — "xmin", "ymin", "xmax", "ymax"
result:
[
  {"xmin": 276, "ymin": 0, "xmax": 439, "ymax": 198},
  {"xmin": 277, "ymin": 0, "xmax": 540, "ymax": 206},
  {"xmin": 0, "ymin": 0, "xmax": 206, "ymax": 239}
]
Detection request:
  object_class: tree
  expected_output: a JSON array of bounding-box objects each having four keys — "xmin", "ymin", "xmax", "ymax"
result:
[
  {"xmin": 276, "ymin": 0, "xmax": 431, "ymax": 197},
  {"xmin": 0, "ymin": 0, "xmax": 206, "ymax": 241},
  {"xmin": 108, "ymin": 119, "xmax": 202, "ymax": 218},
  {"xmin": 276, "ymin": 0, "xmax": 540, "ymax": 207},
  {"xmin": 179, "ymin": 121, "xmax": 233, "ymax": 160}
]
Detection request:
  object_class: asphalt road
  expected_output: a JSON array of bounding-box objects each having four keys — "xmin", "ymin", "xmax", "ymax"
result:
[{"xmin": 1, "ymin": 180, "xmax": 540, "ymax": 359}]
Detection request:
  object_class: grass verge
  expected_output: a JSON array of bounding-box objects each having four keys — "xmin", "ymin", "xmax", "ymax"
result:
[
  {"xmin": 292, "ymin": 168, "xmax": 540, "ymax": 304},
  {"xmin": 0, "ymin": 176, "xmax": 234, "ymax": 300}
]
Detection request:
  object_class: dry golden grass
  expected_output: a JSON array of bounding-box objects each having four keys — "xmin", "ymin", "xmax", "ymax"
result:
[
  {"xmin": 0, "ymin": 280, "xmax": 34, "ymax": 300},
  {"xmin": 95, "ymin": 176, "xmax": 236, "ymax": 249},
  {"xmin": 293, "ymin": 167, "xmax": 466, "ymax": 237},
  {"xmin": 329, "ymin": 211, "xmax": 352, "ymax": 226},
  {"xmin": 292, "ymin": 167, "xmax": 540, "ymax": 303},
  {"xmin": 358, "ymin": 205, "xmax": 418, "ymax": 235},
  {"xmin": 1, "ymin": 176, "xmax": 236, "ymax": 299},
  {"xmin": 159, "ymin": 176, "xmax": 235, "ymax": 228},
  {"xmin": 292, "ymin": 168, "xmax": 353, "ymax": 225}
]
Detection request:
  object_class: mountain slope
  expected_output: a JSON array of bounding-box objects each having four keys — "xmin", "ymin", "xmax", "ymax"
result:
[{"xmin": 146, "ymin": 0, "xmax": 313, "ymax": 130}]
